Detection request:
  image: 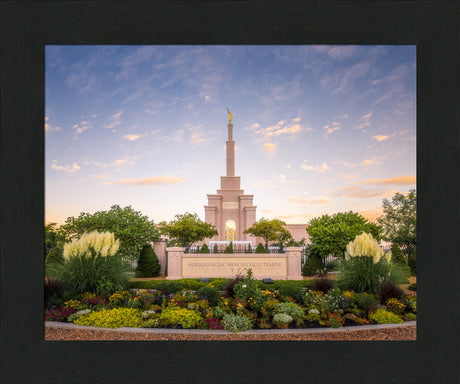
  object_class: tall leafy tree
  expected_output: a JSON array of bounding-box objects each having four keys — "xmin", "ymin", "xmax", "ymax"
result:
[
  {"xmin": 306, "ymin": 211, "xmax": 382, "ymax": 258},
  {"xmin": 243, "ymin": 218, "xmax": 293, "ymax": 249},
  {"xmin": 158, "ymin": 212, "xmax": 218, "ymax": 251},
  {"xmin": 58, "ymin": 205, "xmax": 160, "ymax": 260},
  {"xmin": 377, "ymin": 189, "xmax": 416, "ymax": 256}
]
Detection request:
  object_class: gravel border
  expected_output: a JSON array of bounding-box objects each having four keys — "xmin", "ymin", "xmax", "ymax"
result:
[{"xmin": 45, "ymin": 320, "xmax": 416, "ymax": 335}]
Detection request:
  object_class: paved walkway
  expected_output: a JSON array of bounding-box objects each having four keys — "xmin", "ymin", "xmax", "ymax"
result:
[{"xmin": 45, "ymin": 321, "xmax": 416, "ymax": 335}]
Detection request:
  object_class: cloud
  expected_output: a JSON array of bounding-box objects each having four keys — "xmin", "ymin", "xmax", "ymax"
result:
[
  {"xmin": 104, "ymin": 176, "xmax": 186, "ymax": 186},
  {"xmin": 251, "ymin": 118, "xmax": 310, "ymax": 142},
  {"xmin": 301, "ymin": 161, "xmax": 330, "ymax": 173},
  {"xmin": 331, "ymin": 186, "xmax": 395, "ymax": 199},
  {"xmin": 245, "ymin": 123, "xmax": 260, "ymax": 132},
  {"xmin": 264, "ymin": 143, "xmax": 277, "ymax": 153},
  {"xmin": 123, "ymin": 134, "xmax": 141, "ymax": 141},
  {"xmin": 373, "ymin": 135, "xmax": 389, "ymax": 141},
  {"xmin": 355, "ymin": 111, "xmax": 373, "ymax": 132},
  {"xmin": 91, "ymin": 174, "xmax": 111, "ymax": 180},
  {"xmin": 311, "ymin": 197, "xmax": 331, "ymax": 204},
  {"xmin": 50, "ymin": 160, "xmax": 81, "ymax": 173},
  {"xmin": 45, "ymin": 117, "xmax": 62, "ymax": 133},
  {"xmin": 341, "ymin": 174, "xmax": 359, "ymax": 180},
  {"xmin": 72, "ymin": 120, "xmax": 91, "ymax": 135},
  {"xmin": 112, "ymin": 156, "xmax": 137, "ymax": 167},
  {"xmin": 332, "ymin": 160, "xmax": 357, "ymax": 169},
  {"xmin": 288, "ymin": 196, "xmax": 309, "ymax": 204},
  {"xmin": 360, "ymin": 156, "xmax": 385, "ymax": 167},
  {"xmin": 106, "ymin": 111, "xmax": 123, "ymax": 130},
  {"xmin": 279, "ymin": 174, "xmax": 286, "ymax": 183},
  {"xmin": 322, "ymin": 121, "xmax": 342, "ymax": 136},
  {"xmin": 352, "ymin": 175, "xmax": 416, "ymax": 185}
]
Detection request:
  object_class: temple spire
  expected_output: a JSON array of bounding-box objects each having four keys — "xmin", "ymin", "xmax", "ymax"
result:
[{"xmin": 226, "ymin": 108, "xmax": 235, "ymax": 176}]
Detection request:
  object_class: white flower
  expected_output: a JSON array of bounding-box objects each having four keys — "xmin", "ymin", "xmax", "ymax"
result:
[{"xmin": 242, "ymin": 284, "xmax": 247, "ymax": 288}]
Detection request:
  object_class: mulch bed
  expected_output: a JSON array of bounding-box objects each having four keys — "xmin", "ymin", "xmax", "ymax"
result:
[{"xmin": 45, "ymin": 325, "xmax": 416, "ymax": 341}]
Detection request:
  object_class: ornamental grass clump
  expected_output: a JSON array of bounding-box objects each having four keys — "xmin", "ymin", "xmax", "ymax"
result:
[
  {"xmin": 338, "ymin": 233, "xmax": 395, "ymax": 294},
  {"xmin": 57, "ymin": 231, "xmax": 130, "ymax": 296}
]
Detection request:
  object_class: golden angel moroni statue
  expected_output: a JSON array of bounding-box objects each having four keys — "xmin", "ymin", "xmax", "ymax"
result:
[{"xmin": 226, "ymin": 107, "xmax": 232, "ymax": 124}]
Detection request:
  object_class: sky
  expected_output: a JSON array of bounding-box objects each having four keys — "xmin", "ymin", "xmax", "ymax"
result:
[{"xmin": 45, "ymin": 45, "xmax": 416, "ymax": 226}]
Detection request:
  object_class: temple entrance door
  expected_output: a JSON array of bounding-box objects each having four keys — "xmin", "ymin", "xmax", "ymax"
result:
[{"xmin": 225, "ymin": 219, "xmax": 236, "ymax": 241}]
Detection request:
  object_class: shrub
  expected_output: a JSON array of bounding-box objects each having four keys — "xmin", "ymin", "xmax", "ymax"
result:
[
  {"xmin": 158, "ymin": 307, "xmax": 202, "ymax": 328},
  {"xmin": 67, "ymin": 309, "xmax": 92, "ymax": 323},
  {"xmin": 405, "ymin": 313, "xmax": 417, "ymax": 321},
  {"xmin": 408, "ymin": 246, "xmax": 417, "ymax": 275},
  {"xmin": 404, "ymin": 296, "xmax": 417, "ymax": 313},
  {"xmin": 224, "ymin": 274, "xmax": 245, "ymax": 298},
  {"xmin": 312, "ymin": 278, "xmax": 334, "ymax": 293},
  {"xmin": 136, "ymin": 244, "xmax": 160, "ymax": 277},
  {"xmin": 302, "ymin": 244, "xmax": 325, "ymax": 276},
  {"xmin": 45, "ymin": 306, "xmax": 77, "ymax": 322},
  {"xmin": 273, "ymin": 313, "xmax": 293, "ymax": 328},
  {"xmin": 328, "ymin": 312, "xmax": 345, "ymax": 328},
  {"xmin": 57, "ymin": 231, "xmax": 129, "ymax": 296},
  {"xmin": 224, "ymin": 242, "xmax": 234, "ymax": 253},
  {"xmin": 390, "ymin": 243, "xmax": 407, "ymax": 266},
  {"xmin": 45, "ymin": 247, "xmax": 64, "ymax": 277},
  {"xmin": 221, "ymin": 313, "xmax": 253, "ymax": 333},
  {"xmin": 386, "ymin": 298, "xmax": 406, "ymax": 315},
  {"xmin": 200, "ymin": 244, "xmax": 210, "ymax": 253},
  {"xmin": 75, "ymin": 308, "xmax": 142, "ymax": 328},
  {"xmin": 196, "ymin": 285, "xmax": 220, "ymax": 306},
  {"xmin": 157, "ymin": 281, "xmax": 182, "ymax": 294},
  {"xmin": 44, "ymin": 277, "xmax": 70, "ymax": 308},
  {"xmin": 378, "ymin": 281, "xmax": 404, "ymax": 303},
  {"xmin": 273, "ymin": 302, "xmax": 304, "ymax": 325},
  {"xmin": 143, "ymin": 317, "xmax": 160, "ymax": 328},
  {"xmin": 369, "ymin": 308, "xmax": 404, "ymax": 324},
  {"xmin": 255, "ymin": 243, "xmax": 266, "ymax": 253},
  {"xmin": 278, "ymin": 283, "xmax": 303, "ymax": 303},
  {"xmin": 233, "ymin": 269, "xmax": 263, "ymax": 311},
  {"xmin": 213, "ymin": 244, "xmax": 219, "ymax": 253},
  {"xmin": 354, "ymin": 292, "xmax": 379, "ymax": 312},
  {"xmin": 246, "ymin": 243, "xmax": 252, "ymax": 254},
  {"xmin": 408, "ymin": 282, "xmax": 416, "ymax": 291}
]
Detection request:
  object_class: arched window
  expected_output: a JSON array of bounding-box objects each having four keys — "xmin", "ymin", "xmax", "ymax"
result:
[{"xmin": 225, "ymin": 220, "xmax": 236, "ymax": 241}]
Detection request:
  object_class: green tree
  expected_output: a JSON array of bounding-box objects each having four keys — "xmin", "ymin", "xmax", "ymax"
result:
[
  {"xmin": 302, "ymin": 243, "xmax": 326, "ymax": 276},
  {"xmin": 136, "ymin": 244, "xmax": 160, "ymax": 277},
  {"xmin": 45, "ymin": 223, "xmax": 62, "ymax": 259},
  {"xmin": 58, "ymin": 205, "xmax": 160, "ymax": 261},
  {"xmin": 390, "ymin": 243, "xmax": 407, "ymax": 266},
  {"xmin": 243, "ymin": 218, "xmax": 293, "ymax": 249},
  {"xmin": 158, "ymin": 212, "xmax": 218, "ymax": 251},
  {"xmin": 377, "ymin": 189, "xmax": 416, "ymax": 257},
  {"xmin": 306, "ymin": 211, "xmax": 382, "ymax": 258},
  {"xmin": 200, "ymin": 244, "xmax": 210, "ymax": 253},
  {"xmin": 255, "ymin": 242, "xmax": 267, "ymax": 253}
]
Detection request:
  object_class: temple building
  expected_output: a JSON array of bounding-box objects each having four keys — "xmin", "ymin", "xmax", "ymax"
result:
[{"xmin": 204, "ymin": 110, "xmax": 257, "ymax": 242}]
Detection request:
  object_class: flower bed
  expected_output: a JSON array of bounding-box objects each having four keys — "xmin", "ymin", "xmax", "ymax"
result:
[{"xmin": 45, "ymin": 270, "xmax": 416, "ymax": 333}]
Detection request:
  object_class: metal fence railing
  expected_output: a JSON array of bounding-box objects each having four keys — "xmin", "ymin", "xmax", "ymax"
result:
[{"xmin": 186, "ymin": 244, "xmax": 285, "ymax": 254}]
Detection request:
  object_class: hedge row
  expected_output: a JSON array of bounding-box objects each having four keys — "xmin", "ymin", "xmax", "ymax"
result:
[{"xmin": 129, "ymin": 278, "xmax": 315, "ymax": 292}]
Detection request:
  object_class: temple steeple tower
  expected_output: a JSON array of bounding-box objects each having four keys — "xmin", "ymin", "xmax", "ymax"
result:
[
  {"xmin": 226, "ymin": 108, "xmax": 235, "ymax": 176},
  {"xmin": 204, "ymin": 110, "xmax": 257, "ymax": 242}
]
